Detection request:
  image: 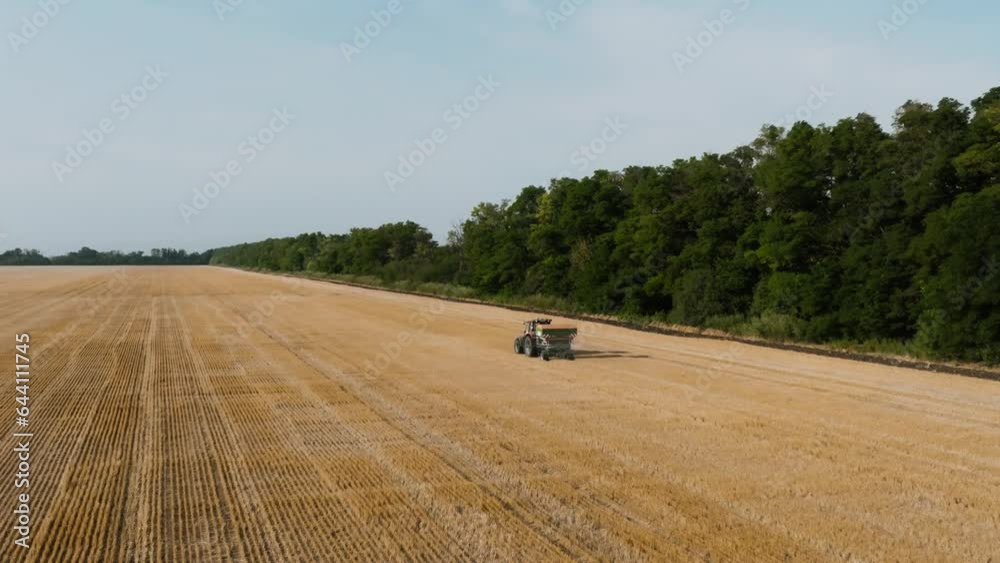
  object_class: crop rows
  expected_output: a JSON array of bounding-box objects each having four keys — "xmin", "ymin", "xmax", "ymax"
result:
[{"xmin": 0, "ymin": 267, "xmax": 997, "ymax": 562}]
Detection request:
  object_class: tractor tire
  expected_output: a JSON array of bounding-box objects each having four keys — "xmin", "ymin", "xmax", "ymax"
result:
[
  {"xmin": 525, "ymin": 338, "xmax": 536, "ymax": 358},
  {"xmin": 514, "ymin": 337, "xmax": 523, "ymax": 354}
]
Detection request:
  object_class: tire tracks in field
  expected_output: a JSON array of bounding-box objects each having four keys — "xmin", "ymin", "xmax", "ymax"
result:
[
  {"xmin": 636, "ymin": 350, "xmax": 1000, "ymax": 478},
  {"xmin": 636, "ymin": 341, "xmax": 1000, "ymax": 429},
  {"xmin": 0, "ymin": 272, "xmax": 110, "ymax": 327},
  {"xmin": 0, "ymin": 274, "xmax": 131, "ymax": 436},
  {"xmin": 535, "ymin": 337, "xmax": 1000, "ymax": 484}
]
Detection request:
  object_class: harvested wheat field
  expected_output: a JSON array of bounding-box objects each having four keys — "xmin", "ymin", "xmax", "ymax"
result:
[{"xmin": 1, "ymin": 266, "xmax": 998, "ymax": 562}]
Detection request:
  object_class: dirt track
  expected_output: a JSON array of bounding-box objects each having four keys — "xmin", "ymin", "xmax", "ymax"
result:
[{"xmin": 1, "ymin": 266, "xmax": 998, "ymax": 562}]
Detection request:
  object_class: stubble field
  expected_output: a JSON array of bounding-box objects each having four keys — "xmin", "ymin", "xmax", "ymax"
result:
[{"xmin": 0, "ymin": 266, "xmax": 997, "ymax": 562}]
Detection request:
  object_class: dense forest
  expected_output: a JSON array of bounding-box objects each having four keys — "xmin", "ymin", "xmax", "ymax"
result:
[
  {"xmin": 0, "ymin": 247, "xmax": 212, "ymax": 266},
  {"xmin": 210, "ymin": 88, "xmax": 1000, "ymax": 364}
]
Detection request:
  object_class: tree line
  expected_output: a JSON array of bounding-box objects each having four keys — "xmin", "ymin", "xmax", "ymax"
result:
[
  {"xmin": 0, "ymin": 247, "xmax": 212, "ymax": 266},
  {"xmin": 211, "ymin": 88, "xmax": 1000, "ymax": 364}
]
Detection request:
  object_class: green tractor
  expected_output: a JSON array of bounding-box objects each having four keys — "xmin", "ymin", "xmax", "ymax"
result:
[{"xmin": 514, "ymin": 319, "xmax": 577, "ymax": 361}]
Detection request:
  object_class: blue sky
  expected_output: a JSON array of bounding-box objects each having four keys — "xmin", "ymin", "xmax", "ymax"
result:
[{"xmin": 2, "ymin": 0, "xmax": 998, "ymax": 254}]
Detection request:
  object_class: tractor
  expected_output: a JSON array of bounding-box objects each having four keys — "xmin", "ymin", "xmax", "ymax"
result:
[{"xmin": 514, "ymin": 319, "xmax": 577, "ymax": 361}]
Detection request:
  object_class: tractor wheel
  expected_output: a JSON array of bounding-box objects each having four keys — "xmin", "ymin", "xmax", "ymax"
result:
[
  {"xmin": 525, "ymin": 339, "xmax": 536, "ymax": 358},
  {"xmin": 514, "ymin": 337, "xmax": 523, "ymax": 354}
]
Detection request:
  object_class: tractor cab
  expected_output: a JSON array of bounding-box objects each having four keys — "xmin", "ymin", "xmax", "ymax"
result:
[{"xmin": 524, "ymin": 318, "xmax": 552, "ymax": 335}]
